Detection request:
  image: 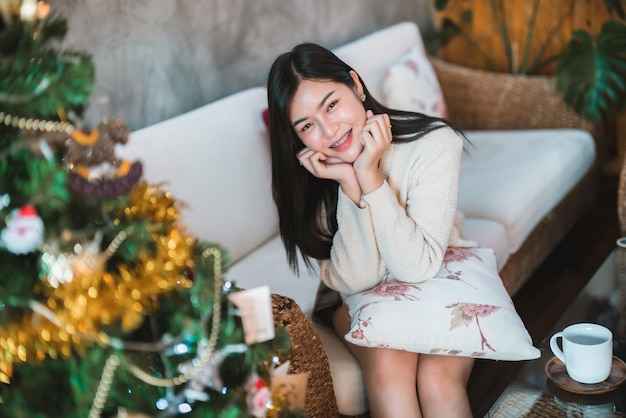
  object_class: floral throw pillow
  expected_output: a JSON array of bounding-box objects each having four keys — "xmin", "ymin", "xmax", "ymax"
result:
[
  {"xmin": 381, "ymin": 46, "xmax": 448, "ymax": 118},
  {"xmin": 342, "ymin": 247, "xmax": 540, "ymax": 361}
]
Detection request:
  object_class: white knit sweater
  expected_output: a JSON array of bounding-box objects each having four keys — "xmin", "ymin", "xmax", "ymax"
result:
[{"xmin": 319, "ymin": 125, "xmax": 467, "ymax": 295}]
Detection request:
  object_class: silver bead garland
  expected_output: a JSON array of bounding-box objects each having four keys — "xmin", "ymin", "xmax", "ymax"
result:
[
  {"xmin": 0, "ymin": 110, "xmax": 74, "ymax": 134},
  {"xmin": 89, "ymin": 354, "xmax": 121, "ymax": 418}
]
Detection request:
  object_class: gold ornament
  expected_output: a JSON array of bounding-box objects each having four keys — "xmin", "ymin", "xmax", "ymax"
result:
[{"xmin": 0, "ymin": 182, "xmax": 205, "ymax": 383}]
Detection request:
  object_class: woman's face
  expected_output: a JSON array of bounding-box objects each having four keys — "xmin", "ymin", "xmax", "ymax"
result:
[{"xmin": 289, "ymin": 72, "xmax": 367, "ymax": 164}]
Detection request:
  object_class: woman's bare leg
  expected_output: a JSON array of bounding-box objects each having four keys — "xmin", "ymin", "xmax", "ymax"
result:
[
  {"xmin": 331, "ymin": 305, "xmax": 422, "ymax": 418},
  {"xmin": 416, "ymin": 354, "xmax": 474, "ymax": 418}
]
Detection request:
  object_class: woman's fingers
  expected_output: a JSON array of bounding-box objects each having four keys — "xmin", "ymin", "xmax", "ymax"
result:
[
  {"xmin": 361, "ymin": 113, "xmax": 392, "ymax": 154},
  {"xmin": 297, "ymin": 148, "xmax": 354, "ymax": 181},
  {"xmin": 297, "ymin": 147, "xmax": 314, "ymax": 166},
  {"xmin": 364, "ymin": 112, "xmax": 392, "ymax": 142}
]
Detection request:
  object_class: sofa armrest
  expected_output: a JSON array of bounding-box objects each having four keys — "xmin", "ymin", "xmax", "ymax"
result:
[
  {"xmin": 430, "ymin": 58, "xmax": 593, "ymax": 133},
  {"xmin": 271, "ymin": 294, "xmax": 339, "ymax": 418}
]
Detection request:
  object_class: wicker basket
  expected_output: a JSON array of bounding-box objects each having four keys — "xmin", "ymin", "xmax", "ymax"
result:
[
  {"xmin": 271, "ymin": 294, "xmax": 339, "ymax": 418},
  {"xmin": 430, "ymin": 58, "xmax": 594, "ymax": 133}
]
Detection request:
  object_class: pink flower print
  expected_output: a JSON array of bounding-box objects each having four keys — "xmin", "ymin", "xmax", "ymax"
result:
[
  {"xmin": 374, "ymin": 282, "xmax": 408, "ymax": 297},
  {"xmin": 444, "ymin": 247, "xmax": 474, "ymax": 263},
  {"xmin": 462, "ymin": 303, "xmax": 500, "ymax": 318},
  {"xmin": 351, "ymin": 329, "xmax": 366, "ymax": 340},
  {"xmin": 442, "ymin": 247, "xmax": 483, "ymax": 288},
  {"xmin": 365, "ymin": 279, "xmax": 420, "ymax": 301},
  {"xmin": 404, "ymin": 58, "xmax": 419, "ymax": 73},
  {"xmin": 350, "ymin": 313, "xmax": 372, "ymax": 340},
  {"xmin": 447, "ymin": 302, "xmax": 500, "ymax": 352}
]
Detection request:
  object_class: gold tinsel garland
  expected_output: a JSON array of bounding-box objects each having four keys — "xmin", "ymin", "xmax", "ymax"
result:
[{"xmin": 0, "ymin": 181, "xmax": 197, "ymax": 384}]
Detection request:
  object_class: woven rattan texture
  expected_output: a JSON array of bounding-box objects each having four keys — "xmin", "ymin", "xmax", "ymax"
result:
[
  {"xmin": 431, "ymin": 57, "xmax": 601, "ymax": 296},
  {"xmin": 430, "ymin": 58, "xmax": 594, "ymax": 133},
  {"xmin": 499, "ymin": 165, "xmax": 600, "ymax": 295},
  {"xmin": 272, "ymin": 294, "xmax": 339, "ymax": 417},
  {"xmin": 489, "ymin": 391, "xmax": 626, "ymax": 417}
]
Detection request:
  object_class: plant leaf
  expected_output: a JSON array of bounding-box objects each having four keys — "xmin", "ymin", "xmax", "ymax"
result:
[
  {"xmin": 603, "ymin": 0, "xmax": 626, "ymax": 19},
  {"xmin": 556, "ymin": 21, "xmax": 626, "ymax": 123},
  {"xmin": 435, "ymin": 17, "xmax": 462, "ymax": 46},
  {"xmin": 461, "ymin": 9, "xmax": 473, "ymax": 24},
  {"xmin": 434, "ymin": 0, "xmax": 449, "ymax": 12}
]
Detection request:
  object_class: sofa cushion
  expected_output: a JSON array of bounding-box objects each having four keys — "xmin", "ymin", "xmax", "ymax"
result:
[
  {"xmin": 118, "ymin": 87, "xmax": 275, "ymax": 264},
  {"xmin": 458, "ymin": 129, "xmax": 595, "ymax": 253},
  {"xmin": 381, "ymin": 45, "xmax": 448, "ymax": 118},
  {"xmin": 463, "ymin": 217, "xmax": 510, "ymax": 271},
  {"xmin": 342, "ymin": 247, "xmax": 540, "ymax": 360}
]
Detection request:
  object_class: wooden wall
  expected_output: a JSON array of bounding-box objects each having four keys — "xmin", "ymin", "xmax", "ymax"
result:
[
  {"xmin": 436, "ymin": 0, "xmax": 626, "ymax": 174},
  {"xmin": 436, "ymin": 0, "xmax": 615, "ymax": 75}
]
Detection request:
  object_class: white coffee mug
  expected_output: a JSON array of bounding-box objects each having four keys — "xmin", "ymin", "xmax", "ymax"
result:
[{"xmin": 550, "ymin": 323, "xmax": 613, "ymax": 384}]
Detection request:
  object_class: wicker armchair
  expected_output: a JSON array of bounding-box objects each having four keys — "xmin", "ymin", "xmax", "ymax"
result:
[{"xmin": 430, "ymin": 58, "xmax": 602, "ymax": 296}]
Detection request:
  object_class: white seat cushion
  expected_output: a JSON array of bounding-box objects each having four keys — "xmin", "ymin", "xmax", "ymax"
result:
[
  {"xmin": 227, "ymin": 235, "xmax": 321, "ymax": 318},
  {"xmin": 463, "ymin": 218, "xmax": 510, "ymax": 271},
  {"xmin": 458, "ymin": 129, "xmax": 595, "ymax": 253}
]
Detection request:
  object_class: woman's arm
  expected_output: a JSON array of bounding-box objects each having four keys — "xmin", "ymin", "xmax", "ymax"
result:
[
  {"xmin": 366, "ymin": 127, "xmax": 463, "ymax": 282},
  {"xmin": 320, "ymin": 127, "xmax": 463, "ymax": 294},
  {"xmin": 319, "ymin": 189, "xmax": 387, "ymax": 294}
]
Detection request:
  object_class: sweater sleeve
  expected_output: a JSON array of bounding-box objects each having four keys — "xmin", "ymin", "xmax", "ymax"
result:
[
  {"xmin": 319, "ymin": 127, "xmax": 463, "ymax": 295},
  {"xmin": 319, "ymin": 189, "xmax": 387, "ymax": 295},
  {"xmin": 365, "ymin": 128, "xmax": 463, "ymax": 284}
]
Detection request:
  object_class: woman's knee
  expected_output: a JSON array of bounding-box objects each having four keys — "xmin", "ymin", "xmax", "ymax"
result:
[
  {"xmin": 416, "ymin": 356, "xmax": 473, "ymax": 401},
  {"xmin": 332, "ymin": 306, "xmax": 419, "ymax": 384},
  {"xmin": 358, "ymin": 348, "xmax": 419, "ymax": 387}
]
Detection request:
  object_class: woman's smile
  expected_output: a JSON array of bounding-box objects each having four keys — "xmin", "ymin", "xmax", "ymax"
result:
[{"xmin": 330, "ymin": 129, "xmax": 353, "ymax": 151}]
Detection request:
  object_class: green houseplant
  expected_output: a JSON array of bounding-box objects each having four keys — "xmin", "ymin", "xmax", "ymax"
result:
[{"xmin": 430, "ymin": 0, "xmax": 626, "ymax": 125}]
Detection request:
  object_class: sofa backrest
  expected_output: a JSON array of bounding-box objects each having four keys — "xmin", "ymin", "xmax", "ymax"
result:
[
  {"xmin": 116, "ymin": 21, "xmax": 424, "ymax": 265},
  {"xmin": 332, "ymin": 21, "xmax": 424, "ymax": 101},
  {"xmin": 117, "ymin": 87, "xmax": 275, "ymax": 264}
]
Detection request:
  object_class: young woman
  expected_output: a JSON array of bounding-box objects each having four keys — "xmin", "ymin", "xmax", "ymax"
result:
[{"xmin": 267, "ymin": 43, "xmax": 474, "ymax": 418}]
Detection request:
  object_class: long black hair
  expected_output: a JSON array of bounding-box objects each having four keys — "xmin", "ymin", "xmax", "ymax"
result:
[{"xmin": 267, "ymin": 42, "xmax": 458, "ymax": 273}]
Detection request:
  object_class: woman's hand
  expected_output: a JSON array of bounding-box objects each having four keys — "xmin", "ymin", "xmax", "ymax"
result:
[
  {"xmin": 296, "ymin": 148, "xmax": 351, "ymax": 180},
  {"xmin": 353, "ymin": 110, "xmax": 392, "ymax": 194},
  {"xmin": 297, "ymin": 148, "xmax": 362, "ymax": 204}
]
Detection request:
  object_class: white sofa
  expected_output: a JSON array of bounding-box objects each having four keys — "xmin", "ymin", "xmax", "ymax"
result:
[{"xmin": 117, "ymin": 22, "xmax": 597, "ymax": 417}]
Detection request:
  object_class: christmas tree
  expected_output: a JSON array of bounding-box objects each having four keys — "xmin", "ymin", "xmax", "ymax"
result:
[{"xmin": 0, "ymin": 2, "xmax": 306, "ymax": 417}]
